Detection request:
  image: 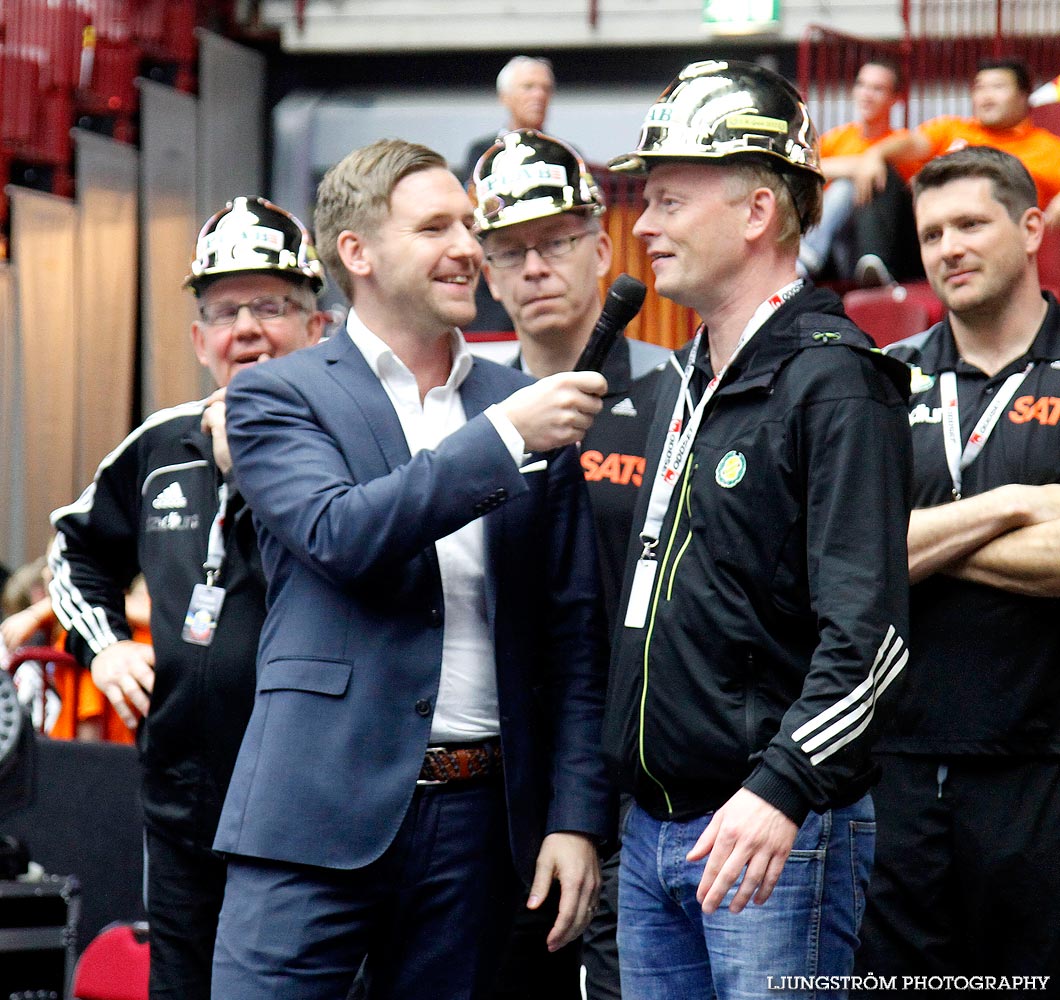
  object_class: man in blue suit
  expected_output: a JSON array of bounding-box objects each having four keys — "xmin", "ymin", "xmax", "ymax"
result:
[{"xmin": 211, "ymin": 138, "xmax": 613, "ymax": 1000}]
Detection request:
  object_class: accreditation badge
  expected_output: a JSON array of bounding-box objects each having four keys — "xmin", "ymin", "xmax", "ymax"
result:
[
  {"xmin": 181, "ymin": 584, "xmax": 226, "ymax": 646},
  {"xmin": 623, "ymin": 558, "xmax": 658, "ymax": 630}
]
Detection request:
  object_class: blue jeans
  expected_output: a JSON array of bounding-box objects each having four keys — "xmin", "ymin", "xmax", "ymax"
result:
[
  {"xmin": 800, "ymin": 179, "xmax": 857, "ymax": 277},
  {"xmin": 618, "ymin": 796, "xmax": 875, "ymax": 1000}
]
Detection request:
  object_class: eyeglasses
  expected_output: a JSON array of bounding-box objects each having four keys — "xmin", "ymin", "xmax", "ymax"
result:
[
  {"xmin": 484, "ymin": 232, "xmax": 590, "ymax": 269},
  {"xmin": 199, "ymin": 295, "xmax": 306, "ymax": 327}
]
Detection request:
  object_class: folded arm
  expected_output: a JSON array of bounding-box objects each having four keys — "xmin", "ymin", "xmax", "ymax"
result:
[
  {"xmin": 944, "ymin": 517, "xmax": 1060, "ymax": 596},
  {"xmin": 908, "ymin": 483, "xmax": 1060, "ymax": 584}
]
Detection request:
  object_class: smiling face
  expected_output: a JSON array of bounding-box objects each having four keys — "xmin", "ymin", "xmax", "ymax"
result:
[
  {"xmin": 633, "ymin": 162, "xmax": 752, "ymax": 318},
  {"xmin": 916, "ymin": 175, "xmax": 1039, "ymax": 320},
  {"xmin": 348, "ymin": 167, "xmax": 483, "ymax": 340},
  {"xmin": 191, "ymin": 273, "xmax": 322, "ymax": 387},
  {"xmin": 482, "ymin": 211, "xmax": 610, "ymax": 348}
]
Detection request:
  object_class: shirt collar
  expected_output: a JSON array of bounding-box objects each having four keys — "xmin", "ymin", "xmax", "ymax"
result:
[
  {"xmin": 345, "ymin": 307, "xmax": 474, "ymax": 391},
  {"xmin": 924, "ymin": 292, "xmax": 1060, "ymax": 375}
]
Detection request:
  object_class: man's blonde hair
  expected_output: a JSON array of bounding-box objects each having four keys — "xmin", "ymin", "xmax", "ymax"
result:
[{"xmin": 722, "ymin": 158, "xmax": 823, "ymax": 251}]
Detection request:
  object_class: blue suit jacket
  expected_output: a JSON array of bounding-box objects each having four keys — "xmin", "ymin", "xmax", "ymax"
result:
[{"xmin": 214, "ymin": 332, "xmax": 611, "ymax": 882}]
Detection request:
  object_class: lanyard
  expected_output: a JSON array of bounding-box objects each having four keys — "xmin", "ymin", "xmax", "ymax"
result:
[
  {"xmin": 203, "ymin": 482, "xmax": 229, "ymax": 586},
  {"xmin": 939, "ymin": 365, "xmax": 1033, "ymax": 500},
  {"xmin": 639, "ymin": 280, "xmax": 804, "ymax": 553}
]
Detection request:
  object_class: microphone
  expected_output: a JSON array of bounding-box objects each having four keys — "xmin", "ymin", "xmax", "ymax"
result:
[{"xmin": 575, "ymin": 274, "xmax": 647, "ymax": 373}]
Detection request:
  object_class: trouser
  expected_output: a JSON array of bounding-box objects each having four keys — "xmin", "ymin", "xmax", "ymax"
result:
[
  {"xmin": 491, "ymin": 885, "xmax": 583, "ymax": 1000},
  {"xmin": 618, "ymin": 796, "xmax": 875, "ymax": 1000},
  {"xmin": 855, "ymin": 755, "xmax": 1060, "ymax": 995},
  {"xmin": 801, "ymin": 167, "xmax": 921, "ymax": 282},
  {"xmin": 145, "ymin": 826, "xmax": 228, "ymax": 1000},
  {"xmin": 213, "ymin": 777, "xmax": 520, "ymax": 1000},
  {"xmin": 493, "ymin": 801, "xmax": 624, "ymax": 1000}
]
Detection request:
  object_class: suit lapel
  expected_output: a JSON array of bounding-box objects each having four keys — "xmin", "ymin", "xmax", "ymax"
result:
[{"xmin": 321, "ymin": 332, "xmax": 411, "ymax": 472}]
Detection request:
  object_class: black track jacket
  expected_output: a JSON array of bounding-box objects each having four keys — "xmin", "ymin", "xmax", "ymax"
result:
[
  {"xmin": 49, "ymin": 401, "xmax": 262, "ymax": 849},
  {"xmin": 604, "ymin": 286, "xmax": 913, "ymax": 826}
]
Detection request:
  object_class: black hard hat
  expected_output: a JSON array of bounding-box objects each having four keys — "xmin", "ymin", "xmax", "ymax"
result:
[
  {"xmin": 608, "ymin": 60, "xmax": 823, "ymax": 180},
  {"xmin": 184, "ymin": 196, "xmax": 324, "ymax": 294},
  {"xmin": 472, "ymin": 129, "xmax": 606, "ymax": 233}
]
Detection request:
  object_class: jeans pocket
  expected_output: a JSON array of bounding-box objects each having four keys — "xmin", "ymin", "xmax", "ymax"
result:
[{"xmin": 849, "ymin": 820, "xmax": 876, "ymax": 931}]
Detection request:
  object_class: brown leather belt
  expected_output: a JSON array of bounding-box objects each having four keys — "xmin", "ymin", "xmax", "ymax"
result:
[{"xmin": 417, "ymin": 739, "xmax": 503, "ymax": 785}]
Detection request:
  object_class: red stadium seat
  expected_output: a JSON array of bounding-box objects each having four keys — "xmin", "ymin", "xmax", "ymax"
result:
[
  {"xmin": 72, "ymin": 921, "xmax": 150, "ymax": 1000},
  {"xmin": 843, "ymin": 285, "xmax": 937, "ymax": 348}
]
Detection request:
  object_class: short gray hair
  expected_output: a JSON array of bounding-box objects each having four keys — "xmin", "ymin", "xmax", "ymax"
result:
[{"xmin": 496, "ymin": 56, "xmax": 554, "ymax": 96}]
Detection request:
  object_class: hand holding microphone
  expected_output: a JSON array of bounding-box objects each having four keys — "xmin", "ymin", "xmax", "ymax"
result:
[{"xmin": 500, "ymin": 371, "xmax": 608, "ymax": 452}]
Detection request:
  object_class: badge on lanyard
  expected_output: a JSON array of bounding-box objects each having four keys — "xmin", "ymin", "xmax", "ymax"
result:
[
  {"xmin": 624, "ymin": 558, "xmax": 658, "ymax": 630},
  {"xmin": 183, "ymin": 481, "xmax": 229, "ymax": 646},
  {"xmin": 182, "ymin": 583, "xmax": 226, "ymax": 646},
  {"xmin": 623, "ymin": 280, "xmax": 803, "ymax": 630}
]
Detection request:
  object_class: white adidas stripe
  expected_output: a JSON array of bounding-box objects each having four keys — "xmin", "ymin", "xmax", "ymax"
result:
[{"xmin": 791, "ymin": 626, "xmax": 907, "ymax": 765}]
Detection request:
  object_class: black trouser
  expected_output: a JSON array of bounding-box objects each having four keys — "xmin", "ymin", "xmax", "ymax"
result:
[
  {"xmin": 855, "ymin": 755, "xmax": 1060, "ymax": 994},
  {"xmin": 492, "ymin": 884, "xmax": 584, "ymax": 1000},
  {"xmin": 145, "ymin": 826, "xmax": 228, "ymax": 1000},
  {"xmin": 850, "ymin": 166, "xmax": 922, "ymax": 283}
]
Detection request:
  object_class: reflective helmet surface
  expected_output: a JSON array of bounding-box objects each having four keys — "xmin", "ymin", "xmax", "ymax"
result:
[
  {"xmin": 608, "ymin": 60, "xmax": 822, "ymax": 179},
  {"xmin": 184, "ymin": 196, "xmax": 325, "ymax": 294},
  {"xmin": 472, "ymin": 129, "xmax": 606, "ymax": 233}
]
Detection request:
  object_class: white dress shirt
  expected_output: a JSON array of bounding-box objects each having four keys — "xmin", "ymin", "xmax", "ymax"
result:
[{"xmin": 346, "ymin": 309, "xmax": 523, "ymax": 742}]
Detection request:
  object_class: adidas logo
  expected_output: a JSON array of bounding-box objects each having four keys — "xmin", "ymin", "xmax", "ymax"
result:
[
  {"xmin": 611, "ymin": 397, "xmax": 638, "ymax": 418},
  {"xmin": 153, "ymin": 482, "xmax": 188, "ymax": 510}
]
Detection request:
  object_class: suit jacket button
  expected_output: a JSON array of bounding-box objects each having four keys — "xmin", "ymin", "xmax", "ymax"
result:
[
  {"xmin": 472, "ymin": 502, "xmax": 484, "ymax": 515},
  {"xmin": 428, "ymin": 609, "xmax": 442, "ymax": 627},
  {"xmin": 495, "ymin": 488, "xmax": 507, "ymax": 500},
  {"xmin": 415, "ymin": 699, "xmax": 432, "ymax": 717}
]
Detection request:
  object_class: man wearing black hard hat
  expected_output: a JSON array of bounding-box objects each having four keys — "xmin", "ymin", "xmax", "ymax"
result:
[
  {"xmin": 602, "ymin": 61, "xmax": 913, "ymax": 997},
  {"xmin": 48, "ymin": 197, "xmax": 325, "ymax": 1000}
]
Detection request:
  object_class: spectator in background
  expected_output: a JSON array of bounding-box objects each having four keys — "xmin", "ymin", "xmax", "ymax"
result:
[
  {"xmin": 463, "ymin": 56, "xmax": 556, "ymax": 182},
  {"xmin": 463, "ymin": 56, "xmax": 557, "ymax": 335},
  {"xmin": 1, "ymin": 556, "xmax": 53, "ymax": 651},
  {"xmin": 863, "ymin": 57, "xmax": 1060, "ymax": 239},
  {"xmin": 857, "ymin": 145, "xmax": 1060, "ymax": 989},
  {"xmin": 1, "ymin": 553, "xmax": 136, "ymax": 741},
  {"xmin": 799, "ymin": 59, "xmax": 923, "ymax": 286},
  {"xmin": 48, "ymin": 196, "xmax": 325, "ymax": 1000},
  {"xmin": 473, "ymin": 128, "xmax": 670, "ymax": 1000}
]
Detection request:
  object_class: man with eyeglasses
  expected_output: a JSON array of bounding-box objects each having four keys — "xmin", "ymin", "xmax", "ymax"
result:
[
  {"xmin": 48, "ymin": 196, "xmax": 325, "ymax": 1000},
  {"xmin": 475, "ymin": 131, "xmax": 670, "ymax": 637},
  {"xmin": 474, "ymin": 130, "xmax": 669, "ymax": 1000}
]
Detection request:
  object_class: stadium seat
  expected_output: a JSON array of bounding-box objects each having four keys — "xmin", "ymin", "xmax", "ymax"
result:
[
  {"xmin": 72, "ymin": 921, "xmax": 149, "ymax": 1000},
  {"xmin": 843, "ymin": 284, "xmax": 938, "ymax": 348}
]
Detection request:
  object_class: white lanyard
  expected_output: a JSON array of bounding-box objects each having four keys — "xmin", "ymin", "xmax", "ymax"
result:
[
  {"xmin": 639, "ymin": 280, "xmax": 804, "ymax": 552},
  {"xmin": 939, "ymin": 365, "xmax": 1032, "ymax": 500},
  {"xmin": 203, "ymin": 482, "xmax": 229, "ymax": 586}
]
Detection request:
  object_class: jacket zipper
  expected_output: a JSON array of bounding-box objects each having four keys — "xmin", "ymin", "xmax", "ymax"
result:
[{"xmin": 638, "ymin": 456, "xmax": 696, "ymax": 815}]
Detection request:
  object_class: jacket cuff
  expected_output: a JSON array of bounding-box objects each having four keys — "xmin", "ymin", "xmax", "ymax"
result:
[{"xmin": 742, "ymin": 763, "xmax": 811, "ymax": 828}]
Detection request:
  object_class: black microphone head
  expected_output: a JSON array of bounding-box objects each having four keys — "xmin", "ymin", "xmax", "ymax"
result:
[
  {"xmin": 607, "ymin": 274, "xmax": 647, "ymax": 313},
  {"xmin": 574, "ymin": 274, "xmax": 648, "ymax": 372}
]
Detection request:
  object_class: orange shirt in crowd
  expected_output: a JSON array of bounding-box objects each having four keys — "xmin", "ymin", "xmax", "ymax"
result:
[
  {"xmin": 917, "ymin": 116, "xmax": 1060, "ymax": 209},
  {"xmin": 820, "ymin": 123, "xmax": 923, "ymax": 183},
  {"xmin": 42, "ymin": 626, "xmax": 137, "ymax": 745}
]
